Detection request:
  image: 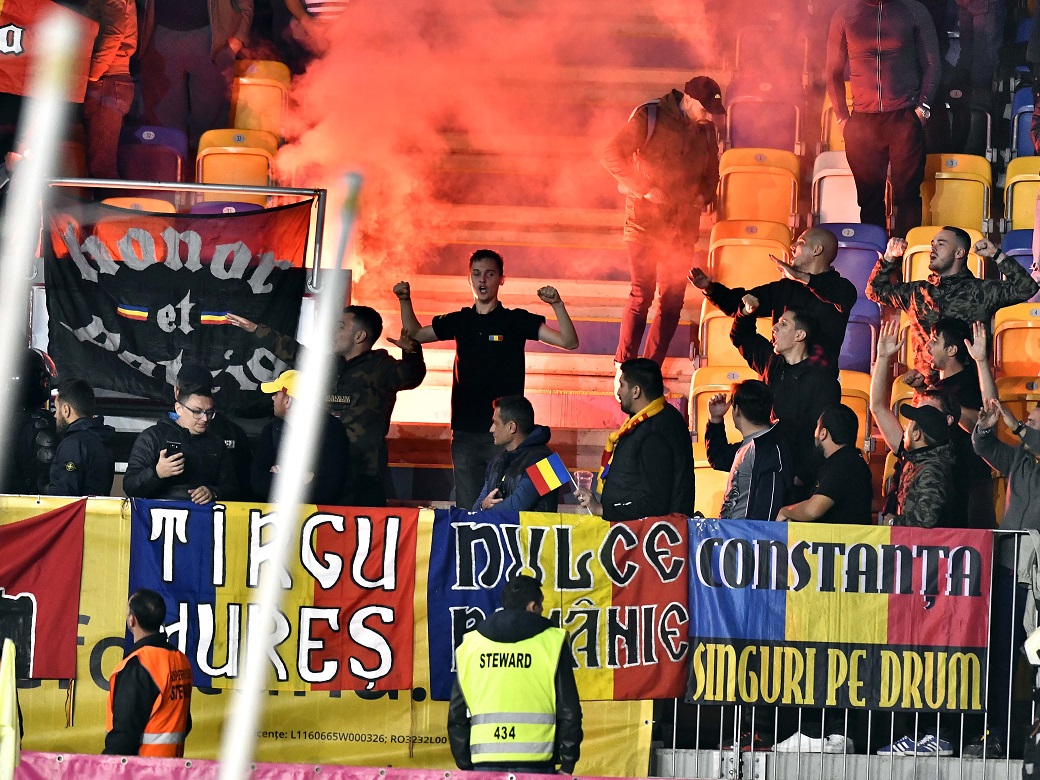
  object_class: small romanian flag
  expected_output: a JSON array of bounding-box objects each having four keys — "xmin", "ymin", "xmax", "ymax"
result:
[
  {"xmin": 525, "ymin": 453, "xmax": 571, "ymax": 496},
  {"xmin": 201, "ymin": 312, "xmax": 230, "ymax": 325},
  {"xmin": 116, "ymin": 305, "xmax": 148, "ymax": 321},
  {"xmin": 488, "ymin": 334, "xmax": 503, "ymax": 342}
]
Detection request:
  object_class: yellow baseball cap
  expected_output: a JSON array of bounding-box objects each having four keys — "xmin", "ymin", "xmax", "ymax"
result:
[{"xmin": 260, "ymin": 369, "xmax": 301, "ymax": 398}]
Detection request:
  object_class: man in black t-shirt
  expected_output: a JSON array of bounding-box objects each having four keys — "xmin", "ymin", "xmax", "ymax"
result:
[
  {"xmin": 395, "ymin": 249, "xmax": 579, "ymax": 509},
  {"xmin": 776, "ymin": 405, "xmax": 873, "ymax": 524}
]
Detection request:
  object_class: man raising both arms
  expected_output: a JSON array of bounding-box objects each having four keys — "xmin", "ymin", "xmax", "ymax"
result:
[{"xmin": 395, "ymin": 249, "xmax": 578, "ymax": 509}]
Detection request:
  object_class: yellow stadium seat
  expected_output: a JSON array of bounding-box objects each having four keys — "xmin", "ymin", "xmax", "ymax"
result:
[
  {"xmin": 708, "ymin": 220, "xmax": 789, "ymax": 291},
  {"xmin": 196, "ymin": 129, "xmax": 279, "ymax": 206},
  {"xmin": 996, "ymin": 375, "xmax": 1040, "ymax": 445},
  {"xmin": 838, "ymin": 369, "xmax": 873, "ymax": 457},
  {"xmin": 688, "ymin": 365, "xmax": 757, "ymax": 448},
  {"xmin": 993, "ymin": 302, "xmax": 1040, "ymax": 378},
  {"xmin": 698, "ymin": 301, "xmax": 771, "ymax": 368},
  {"xmin": 920, "ymin": 153, "xmax": 992, "ymax": 234},
  {"xmin": 1002, "ymin": 156, "xmax": 1040, "ymax": 233},
  {"xmin": 717, "ymin": 148, "xmax": 800, "ymax": 227},
  {"xmin": 890, "ymin": 373, "xmax": 917, "ymax": 427},
  {"xmin": 820, "ymin": 81, "xmax": 853, "ymax": 153},
  {"xmin": 694, "ymin": 465, "xmax": 730, "ymax": 518},
  {"xmin": 231, "ymin": 60, "xmax": 291, "ymax": 139},
  {"xmin": 101, "ymin": 197, "xmax": 177, "ymax": 213},
  {"xmin": 903, "ymin": 225, "xmax": 985, "ymax": 282}
]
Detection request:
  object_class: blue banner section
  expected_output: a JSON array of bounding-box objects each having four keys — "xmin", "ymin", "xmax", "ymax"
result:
[
  {"xmin": 427, "ymin": 508, "xmax": 512, "ymax": 700},
  {"xmin": 688, "ymin": 518, "xmax": 788, "ymax": 642},
  {"xmin": 128, "ymin": 499, "xmax": 218, "ymax": 687}
]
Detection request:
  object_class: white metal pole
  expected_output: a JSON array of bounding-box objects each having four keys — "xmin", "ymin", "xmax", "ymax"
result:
[
  {"xmin": 217, "ymin": 173, "xmax": 362, "ymax": 780},
  {"xmin": 0, "ymin": 12, "xmax": 80, "ymax": 491}
]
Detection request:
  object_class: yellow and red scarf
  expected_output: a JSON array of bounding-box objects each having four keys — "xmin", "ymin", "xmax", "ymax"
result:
[{"xmin": 596, "ymin": 396, "xmax": 667, "ymax": 493}]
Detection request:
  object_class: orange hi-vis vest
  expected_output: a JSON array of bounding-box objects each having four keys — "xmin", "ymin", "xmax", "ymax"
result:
[{"xmin": 106, "ymin": 643, "xmax": 193, "ymax": 757}]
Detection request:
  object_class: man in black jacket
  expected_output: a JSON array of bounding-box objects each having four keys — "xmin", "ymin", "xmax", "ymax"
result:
[
  {"xmin": 448, "ymin": 574, "xmax": 582, "ymax": 774},
  {"xmin": 474, "ymin": 395, "xmax": 559, "ymax": 513},
  {"xmin": 575, "ymin": 358, "xmax": 695, "ymax": 520},
  {"xmin": 226, "ymin": 305, "xmax": 426, "ymax": 507},
  {"xmin": 826, "ymin": 0, "xmax": 941, "ymax": 237},
  {"xmin": 705, "ymin": 380, "xmax": 793, "ymax": 520},
  {"xmin": 123, "ymin": 385, "xmax": 237, "ymax": 503},
  {"xmin": 688, "ymin": 227, "xmax": 856, "ymax": 372},
  {"xmin": 252, "ymin": 370, "xmax": 351, "ymax": 505},
  {"xmin": 43, "ymin": 378, "xmax": 115, "ymax": 497},
  {"xmin": 731, "ymin": 306, "xmax": 841, "ymax": 488}
]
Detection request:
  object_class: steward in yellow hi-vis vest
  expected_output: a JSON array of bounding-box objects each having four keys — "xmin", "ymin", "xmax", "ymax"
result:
[
  {"xmin": 448, "ymin": 575, "xmax": 583, "ymax": 773},
  {"xmin": 104, "ymin": 589, "xmax": 192, "ymax": 757}
]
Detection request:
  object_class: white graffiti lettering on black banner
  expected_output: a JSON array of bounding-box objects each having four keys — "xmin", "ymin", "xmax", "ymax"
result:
[{"xmin": 60, "ymin": 224, "xmax": 293, "ymax": 291}]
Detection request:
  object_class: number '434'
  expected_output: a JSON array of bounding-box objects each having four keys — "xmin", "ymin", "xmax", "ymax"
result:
[{"xmin": 493, "ymin": 726, "xmax": 516, "ymax": 740}]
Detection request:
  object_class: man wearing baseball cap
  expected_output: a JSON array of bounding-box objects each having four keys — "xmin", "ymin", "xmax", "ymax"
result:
[
  {"xmin": 870, "ymin": 322, "xmax": 955, "ymax": 528},
  {"xmin": 602, "ymin": 75, "xmax": 724, "ymax": 368},
  {"xmin": 252, "ymin": 369, "xmax": 352, "ymax": 505}
]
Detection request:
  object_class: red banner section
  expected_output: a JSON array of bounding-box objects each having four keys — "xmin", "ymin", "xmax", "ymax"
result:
[{"xmin": 0, "ymin": 500, "xmax": 85, "ymax": 678}]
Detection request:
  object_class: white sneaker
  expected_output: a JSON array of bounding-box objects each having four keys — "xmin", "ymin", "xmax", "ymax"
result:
[
  {"xmin": 824, "ymin": 734, "xmax": 854, "ymax": 754},
  {"xmin": 774, "ymin": 732, "xmax": 825, "ymax": 753}
]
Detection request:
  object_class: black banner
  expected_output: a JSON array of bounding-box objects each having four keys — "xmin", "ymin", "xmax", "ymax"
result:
[{"xmin": 45, "ymin": 198, "xmax": 312, "ymax": 411}]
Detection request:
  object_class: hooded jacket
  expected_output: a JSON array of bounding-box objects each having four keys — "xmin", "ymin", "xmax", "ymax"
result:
[
  {"xmin": 124, "ymin": 414, "xmax": 238, "ymax": 501},
  {"xmin": 601, "ymin": 89, "xmax": 719, "ymax": 248},
  {"xmin": 448, "ymin": 609, "xmax": 582, "ymax": 773},
  {"xmin": 973, "ymin": 423, "xmax": 1040, "ymax": 565},
  {"xmin": 473, "ymin": 425, "xmax": 558, "ymax": 513},
  {"xmin": 43, "ymin": 415, "xmax": 116, "ymax": 497},
  {"xmin": 894, "ymin": 441, "xmax": 954, "ymax": 527}
]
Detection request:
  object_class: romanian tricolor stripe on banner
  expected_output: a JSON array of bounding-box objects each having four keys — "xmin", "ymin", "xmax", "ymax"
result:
[
  {"xmin": 200, "ymin": 312, "xmax": 230, "ymax": 325},
  {"xmin": 427, "ymin": 508, "xmax": 688, "ymax": 702},
  {"xmin": 116, "ymin": 305, "xmax": 148, "ymax": 321},
  {"xmin": 525, "ymin": 453, "xmax": 571, "ymax": 496},
  {"xmin": 686, "ymin": 518, "xmax": 993, "ymax": 713},
  {"xmin": 127, "ymin": 500, "xmax": 417, "ymax": 691}
]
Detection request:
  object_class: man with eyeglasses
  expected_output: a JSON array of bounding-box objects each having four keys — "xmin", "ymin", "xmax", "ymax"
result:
[{"xmin": 124, "ymin": 382, "xmax": 238, "ymax": 503}]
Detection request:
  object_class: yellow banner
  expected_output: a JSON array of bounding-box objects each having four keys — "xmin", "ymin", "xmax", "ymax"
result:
[{"xmin": 9, "ymin": 499, "xmax": 650, "ymax": 776}]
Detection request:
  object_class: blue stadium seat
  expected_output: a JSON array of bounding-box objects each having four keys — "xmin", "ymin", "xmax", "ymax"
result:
[
  {"xmin": 1002, "ymin": 229, "xmax": 1040, "ymax": 303},
  {"xmin": 1011, "ymin": 87, "xmax": 1035, "ymax": 159},
  {"xmin": 725, "ymin": 75, "xmax": 804, "ymax": 155},
  {"xmin": 118, "ymin": 125, "xmax": 188, "ymax": 183},
  {"xmin": 838, "ymin": 312, "xmax": 878, "ymax": 373},
  {"xmin": 818, "ymin": 222, "xmax": 888, "ymax": 253}
]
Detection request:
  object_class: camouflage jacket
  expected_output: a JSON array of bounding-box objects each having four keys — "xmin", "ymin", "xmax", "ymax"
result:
[
  {"xmin": 867, "ymin": 258, "xmax": 1039, "ymax": 376},
  {"xmin": 894, "ymin": 441, "xmax": 954, "ymax": 528},
  {"xmin": 254, "ymin": 325, "xmax": 426, "ymax": 482}
]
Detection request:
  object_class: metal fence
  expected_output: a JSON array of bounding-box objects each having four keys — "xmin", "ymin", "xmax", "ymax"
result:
[{"xmin": 651, "ymin": 529, "xmax": 1038, "ymax": 780}]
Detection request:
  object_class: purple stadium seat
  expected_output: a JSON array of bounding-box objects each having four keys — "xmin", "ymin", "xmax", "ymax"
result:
[
  {"xmin": 189, "ymin": 201, "xmax": 264, "ymax": 214},
  {"xmin": 818, "ymin": 222, "xmax": 888, "ymax": 252},
  {"xmin": 839, "ymin": 314, "xmax": 877, "ymax": 373},
  {"xmin": 118, "ymin": 125, "xmax": 188, "ymax": 183},
  {"xmin": 1002, "ymin": 229, "xmax": 1040, "ymax": 302}
]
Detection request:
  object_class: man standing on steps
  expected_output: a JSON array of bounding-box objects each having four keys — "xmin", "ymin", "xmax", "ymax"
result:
[
  {"xmin": 394, "ymin": 249, "xmax": 578, "ymax": 510},
  {"xmin": 826, "ymin": 0, "xmax": 940, "ymax": 237},
  {"xmin": 688, "ymin": 227, "xmax": 857, "ymax": 372},
  {"xmin": 602, "ymin": 75, "xmax": 724, "ymax": 367}
]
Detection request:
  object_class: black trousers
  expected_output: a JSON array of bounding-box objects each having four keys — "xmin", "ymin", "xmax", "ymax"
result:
[{"xmin": 843, "ymin": 108, "xmax": 926, "ymax": 239}]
